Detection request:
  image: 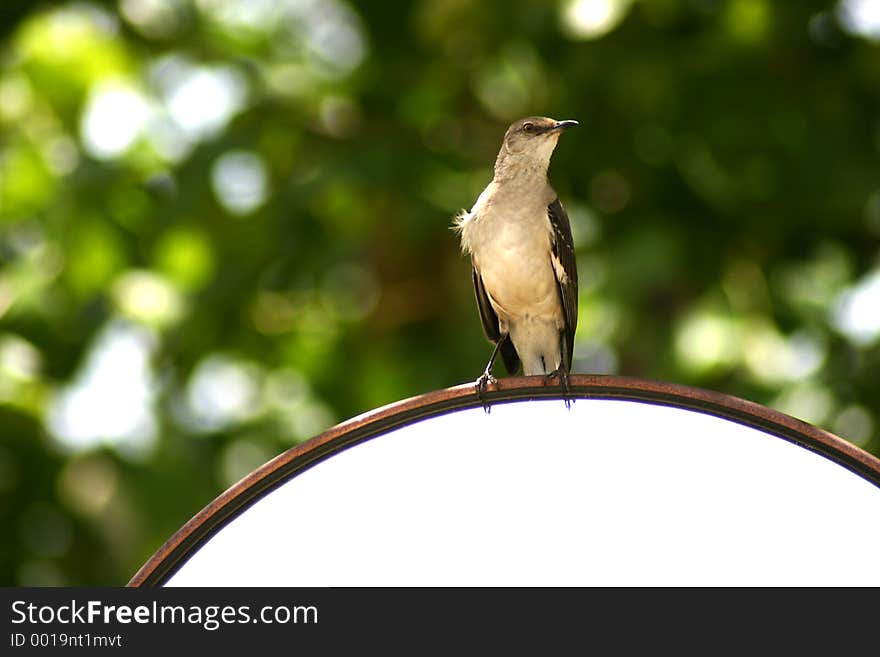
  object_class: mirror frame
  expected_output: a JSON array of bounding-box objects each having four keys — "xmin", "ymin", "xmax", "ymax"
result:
[{"xmin": 128, "ymin": 375, "xmax": 880, "ymax": 586}]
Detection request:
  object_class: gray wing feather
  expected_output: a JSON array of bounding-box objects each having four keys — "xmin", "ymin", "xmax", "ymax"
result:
[
  {"xmin": 472, "ymin": 266, "xmax": 521, "ymax": 374},
  {"xmin": 548, "ymin": 198, "xmax": 578, "ymax": 371}
]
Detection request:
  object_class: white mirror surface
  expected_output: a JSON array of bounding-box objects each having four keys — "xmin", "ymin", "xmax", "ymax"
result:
[{"xmin": 166, "ymin": 399, "xmax": 880, "ymax": 586}]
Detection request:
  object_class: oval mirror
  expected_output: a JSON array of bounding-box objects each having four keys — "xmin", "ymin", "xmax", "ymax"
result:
[{"xmin": 130, "ymin": 376, "xmax": 880, "ymax": 587}]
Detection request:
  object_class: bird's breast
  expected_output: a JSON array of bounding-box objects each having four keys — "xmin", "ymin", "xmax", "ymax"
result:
[{"xmin": 466, "ymin": 199, "xmax": 560, "ymax": 321}]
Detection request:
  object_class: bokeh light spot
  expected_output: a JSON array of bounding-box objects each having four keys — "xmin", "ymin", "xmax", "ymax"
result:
[
  {"xmin": 0, "ymin": 74, "xmax": 34, "ymax": 120},
  {"xmin": 182, "ymin": 354, "xmax": 263, "ymax": 433},
  {"xmin": 724, "ymin": 0, "xmax": 770, "ymax": 43},
  {"xmin": 112, "ymin": 270, "xmax": 185, "ymax": 327},
  {"xmin": 561, "ymin": 0, "xmax": 633, "ymax": 40},
  {"xmin": 219, "ymin": 439, "xmax": 274, "ymax": 488},
  {"xmin": 772, "ymin": 383, "xmax": 835, "ymax": 426},
  {"xmin": 838, "ymin": 0, "xmax": 880, "ymax": 40},
  {"xmin": 832, "ymin": 268, "xmax": 880, "ymax": 345},
  {"xmin": 151, "ymin": 56, "xmax": 248, "ymax": 141},
  {"xmin": 80, "ymin": 80, "xmax": 152, "ymax": 159},
  {"xmin": 473, "ymin": 43, "xmax": 545, "ymax": 120},
  {"xmin": 211, "ymin": 150, "xmax": 269, "ymax": 215},
  {"xmin": 675, "ymin": 312, "xmax": 740, "ymax": 374},
  {"xmin": 57, "ymin": 455, "xmax": 119, "ymax": 516},
  {"xmin": 120, "ymin": 0, "xmax": 189, "ymax": 39},
  {"xmin": 833, "ymin": 405, "xmax": 874, "ymax": 447},
  {"xmin": 153, "ymin": 227, "xmax": 215, "ymax": 290},
  {"xmin": 0, "ymin": 334, "xmax": 42, "ymax": 381},
  {"xmin": 46, "ymin": 320, "xmax": 158, "ymax": 459}
]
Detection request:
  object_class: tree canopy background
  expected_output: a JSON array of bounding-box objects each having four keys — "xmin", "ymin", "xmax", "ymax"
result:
[{"xmin": 1, "ymin": 0, "xmax": 879, "ymax": 585}]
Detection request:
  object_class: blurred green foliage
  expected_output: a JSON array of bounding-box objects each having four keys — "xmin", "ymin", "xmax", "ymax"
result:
[{"xmin": 1, "ymin": 0, "xmax": 880, "ymax": 585}]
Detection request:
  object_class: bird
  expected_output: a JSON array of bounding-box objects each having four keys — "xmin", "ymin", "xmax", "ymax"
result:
[{"xmin": 455, "ymin": 116, "xmax": 579, "ymax": 405}]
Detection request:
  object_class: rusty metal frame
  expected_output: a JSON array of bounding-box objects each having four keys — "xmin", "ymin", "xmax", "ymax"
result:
[{"xmin": 128, "ymin": 375, "xmax": 880, "ymax": 587}]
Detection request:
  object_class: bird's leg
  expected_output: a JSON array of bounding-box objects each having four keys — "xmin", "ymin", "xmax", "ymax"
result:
[
  {"xmin": 545, "ymin": 364, "xmax": 572, "ymax": 409},
  {"xmin": 546, "ymin": 334, "xmax": 573, "ymax": 409},
  {"xmin": 475, "ymin": 338, "xmax": 504, "ymax": 413}
]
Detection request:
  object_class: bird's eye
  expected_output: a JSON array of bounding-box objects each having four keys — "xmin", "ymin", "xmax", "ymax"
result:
[{"xmin": 523, "ymin": 122, "xmax": 535, "ymax": 133}]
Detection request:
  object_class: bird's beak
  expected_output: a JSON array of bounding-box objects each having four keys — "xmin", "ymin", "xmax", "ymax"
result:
[{"xmin": 552, "ymin": 120, "xmax": 579, "ymax": 131}]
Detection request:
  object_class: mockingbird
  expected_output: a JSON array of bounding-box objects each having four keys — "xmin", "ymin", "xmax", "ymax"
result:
[{"xmin": 455, "ymin": 116, "xmax": 579, "ymax": 403}]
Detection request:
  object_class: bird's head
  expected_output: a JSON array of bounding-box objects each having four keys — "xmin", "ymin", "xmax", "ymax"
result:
[{"xmin": 495, "ymin": 116, "xmax": 578, "ymax": 178}]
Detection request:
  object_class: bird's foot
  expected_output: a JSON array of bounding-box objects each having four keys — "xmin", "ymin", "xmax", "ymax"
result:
[
  {"xmin": 475, "ymin": 371, "xmax": 497, "ymax": 414},
  {"xmin": 545, "ymin": 367, "xmax": 573, "ymax": 409}
]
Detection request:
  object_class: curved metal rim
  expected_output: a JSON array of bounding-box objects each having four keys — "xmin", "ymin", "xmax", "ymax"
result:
[{"xmin": 128, "ymin": 375, "xmax": 880, "ymax": 587}]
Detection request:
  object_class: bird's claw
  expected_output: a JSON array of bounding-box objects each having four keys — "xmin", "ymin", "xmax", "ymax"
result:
[
  {"xmin": 545, "ymin": 368, "xmax": 573, "ymax": 409},
  {"xmin": 475, "ymin": 371, "xmax": 497, "ymax": 413}
]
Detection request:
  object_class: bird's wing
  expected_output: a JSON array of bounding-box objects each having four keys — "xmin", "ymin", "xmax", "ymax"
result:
[
  {"xmin": 472, "ymin": 265, "xmax": 521, "ymax": 374},
  {"xmin": 548, "ymin": 198, "xmax": 578, "ymax": 371}
]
